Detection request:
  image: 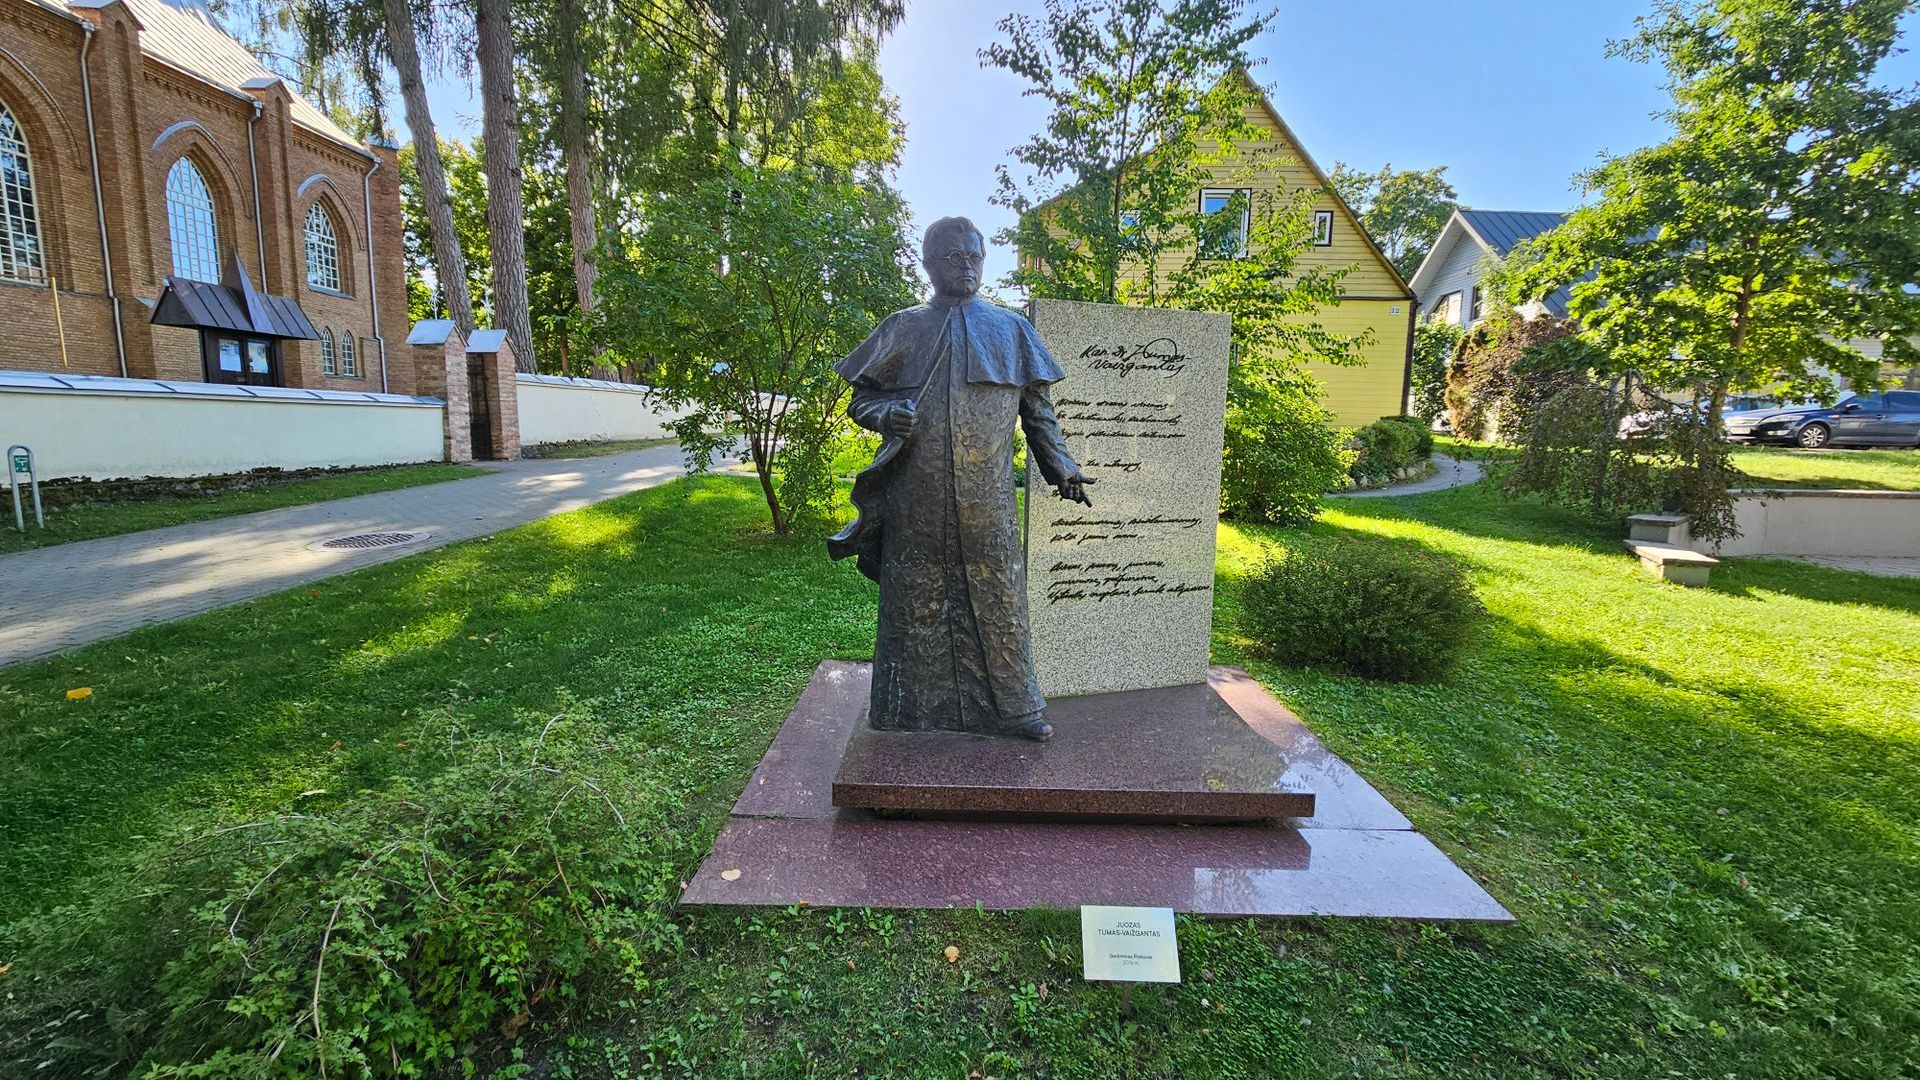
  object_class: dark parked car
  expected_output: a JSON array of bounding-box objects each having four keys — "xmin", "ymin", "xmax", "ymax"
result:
[{"xmin": 1724, "ymin": 391, "xmax": 1920, "ymax": 448}]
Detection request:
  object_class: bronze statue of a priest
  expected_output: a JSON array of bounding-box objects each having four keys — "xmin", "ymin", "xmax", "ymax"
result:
[{"xmin": 828, "ymin": 217, "xmax": 1094, "ymax": 742}]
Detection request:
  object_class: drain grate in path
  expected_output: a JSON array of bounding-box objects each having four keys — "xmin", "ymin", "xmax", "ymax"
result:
[{"xmin": 307, "ymin": 530, "xmax": 431, "ymax": 552}]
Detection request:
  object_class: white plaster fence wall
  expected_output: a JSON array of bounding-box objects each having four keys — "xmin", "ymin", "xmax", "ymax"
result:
[
  {"xmin": 516, "ymin": 374, "xmax": 694, "ymax": 446},
  {"xmin": 0, "ymin": 372, "xmax": 446, "ymax": 481},
  {"xmin": 1700, "ymin": 489, "xmax": 1920, "ymax": 557}
]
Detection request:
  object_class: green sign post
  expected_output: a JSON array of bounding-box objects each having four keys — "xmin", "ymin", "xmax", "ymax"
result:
[{"xmin": 8, "ymin": 444, "xmax": 41, "ymax": 532}]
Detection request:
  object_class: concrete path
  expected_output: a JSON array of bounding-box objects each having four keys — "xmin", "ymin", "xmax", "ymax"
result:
[
  {"xmin": 1766, "ymin": 554, "xmax": 1920, "ymax": 579},
  {"xmin": 0, "ymin": 444, "xmax": 688, "ymax": 669},
  {"xmin": 1329, "ymin": 454, "xmax": 1485, "ymax": 499}
]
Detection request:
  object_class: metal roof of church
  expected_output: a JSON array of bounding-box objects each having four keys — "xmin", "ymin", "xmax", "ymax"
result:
[{"xmin": 54, "ymin": 0, "xmax": 367, "ymax": 156}]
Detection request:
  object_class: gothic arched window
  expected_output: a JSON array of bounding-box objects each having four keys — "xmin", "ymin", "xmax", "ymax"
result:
[
  {"xmin": 304, "ymin": 203, "xmax": 341, "ymax": 291},
  {"xmin": 0, "ymin": 103, "xmax": 46, "ymax": 284},
  {"xmin": 165, "ymin": 157, "xmax": 221, "ymax": 282}
]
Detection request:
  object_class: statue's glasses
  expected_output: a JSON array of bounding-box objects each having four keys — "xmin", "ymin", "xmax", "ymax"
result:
[{"xmin": 940, "ymin": 251, "xmax": 987, "ymax": 268}]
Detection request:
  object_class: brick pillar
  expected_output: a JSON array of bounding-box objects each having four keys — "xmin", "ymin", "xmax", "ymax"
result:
[
  {"xmin": 467, "ymin": 331, "xmax": 521, "ymax": 460},
  {"xmin": 407, "ymin": 321, "xmax": 471, "ymax": 462},
  {"xmin": 78, "ymin": 3, "xmax": 159, "ymax": 379}
]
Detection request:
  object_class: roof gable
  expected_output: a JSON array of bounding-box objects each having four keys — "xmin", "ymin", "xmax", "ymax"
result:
[
  {"xmin": 1239, "ymin": 74, "xmax": 1412, "ymax": 299},
  {"xmin": 1017, "ymin": 72, "xmax": 1415, "ymax": 300},
  {"xmin": 1407, "ymin": 212, "xmax": 1488, "ymax": 297}
]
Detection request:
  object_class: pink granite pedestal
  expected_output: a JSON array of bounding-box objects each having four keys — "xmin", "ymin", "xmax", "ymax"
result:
[
  {"xmin": 682, "ymin": 661, "xmax": 1511, "ymax": 921},
  {"xmin": 832, "ymin": 680, "xmax": 1316, "ymax": 822}
]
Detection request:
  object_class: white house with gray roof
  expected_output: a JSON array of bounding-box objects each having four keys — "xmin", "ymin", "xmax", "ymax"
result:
[{"xmin": 1409, "ymin": 210, "xmax": 1572, "ymax": 328}]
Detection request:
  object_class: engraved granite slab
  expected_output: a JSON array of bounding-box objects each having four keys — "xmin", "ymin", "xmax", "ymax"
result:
[{"xmin": 1026, "ymin": 299, "xmax": 1233, "ymax": 697}]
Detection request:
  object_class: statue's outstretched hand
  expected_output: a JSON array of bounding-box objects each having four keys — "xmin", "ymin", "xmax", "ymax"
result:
[
  {"xmin": 884, "ymin": 401, "xmax": 918, "ymax": 440},
  {"xmin": 1056, "ymin": 472, "xmax": 1096, "ymax": 506}
]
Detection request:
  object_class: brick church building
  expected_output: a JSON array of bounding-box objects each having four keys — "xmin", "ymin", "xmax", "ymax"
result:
[{"xmin": 0, "ymin": 0, "xmax": 413, "ymax": 393}]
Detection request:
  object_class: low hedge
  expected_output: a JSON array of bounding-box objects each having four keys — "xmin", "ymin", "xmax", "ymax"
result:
[
  {"xmin": 1241, "ymin": 538, "xmax": 1482, "ymax": 682},
  {"xmin": 1349, "ymin": 416, "xmax": 1435, "ymax": 486}
]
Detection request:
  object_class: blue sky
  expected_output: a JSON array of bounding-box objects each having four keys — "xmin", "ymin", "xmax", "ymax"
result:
[{"xmin": 424, "ymin": 1, "xmax": 1920, "ymax": 270}]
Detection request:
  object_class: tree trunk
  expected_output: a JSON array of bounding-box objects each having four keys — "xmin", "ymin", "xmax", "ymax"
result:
[
  {"xmin": 557, "ymin": 0, "xmax": 598, "ymax": 321},
  {"xmin": 749, "ymin": 431, "xmax": 785, "ymax": 535},
  {"xmin": 382, "ymin": 0, "xmax": 474, "ymax": 336},
  {"xmin": 476, "ymin": 0, "xmax": 537, "ymax": 373}
]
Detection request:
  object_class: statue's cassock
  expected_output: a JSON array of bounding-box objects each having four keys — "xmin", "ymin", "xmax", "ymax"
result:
[{"xmin": 828, "ymin": 293, "xmax": 1083, "ymax": 734}]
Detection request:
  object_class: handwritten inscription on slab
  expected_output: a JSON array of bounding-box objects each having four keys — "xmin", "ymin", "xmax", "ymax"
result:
[
  {"xmin": 1027, "ymin": 300, "xmax": 1233, "ymax": 698},
  {"xmin": 1080, "ymin": 905, "xmax": 1182, "ymax": 983}
]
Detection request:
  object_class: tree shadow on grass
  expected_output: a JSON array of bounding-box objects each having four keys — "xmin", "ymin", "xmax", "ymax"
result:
[
  {"xmin": 0, "ymin": 477, "xmax": 868, "ymax": 925},
  {"xmin": 1229, "ymin": 602, "xmax": 1919, "ymax": 1078},
  {"xmin": 1708, "ymin": 555, "xmax": 1920, "ymax": 616}
]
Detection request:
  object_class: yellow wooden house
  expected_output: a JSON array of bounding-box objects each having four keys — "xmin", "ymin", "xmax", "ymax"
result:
[{"xmin": 1022, "ymin": 81, "xmax": 1416, "ymax": 428}]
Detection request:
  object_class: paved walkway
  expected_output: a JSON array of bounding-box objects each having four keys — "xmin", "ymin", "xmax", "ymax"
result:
[
  {"xmin": 0, "ymin": 444, "xmax": 688, "ymax": 669},
  {"xmin": 1329, "ymin": 454, "xmax": 1485, "ymax": 499},
  {"xmin": 1767, "ymin": 554, "xmax": 1920, "ymax": 578}
]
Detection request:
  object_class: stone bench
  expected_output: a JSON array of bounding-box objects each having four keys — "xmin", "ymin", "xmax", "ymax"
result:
[
  {"xmin": 1626, "ymin": 512, "xmax": 1690, "ymax": 546},
  {"xmin": 1624, "ymin": 539, "xmax": 1720, "ymax": 587}
]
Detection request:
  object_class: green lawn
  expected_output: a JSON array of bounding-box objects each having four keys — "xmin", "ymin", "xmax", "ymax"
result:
[
  {"xmin": 522, "ymin": 436, "xmax": 679, "ymax": 459},
  {"xmin": 0, "ymin": 463, "xmax": 489, "ymax": 555},
  {"xmin": 2, "ymin": 476, "xmax": 1916, "ymax": 1077},
  {"xmin": 1730, "ymin": 445, "xmax": 1920, "ymax": 490}
]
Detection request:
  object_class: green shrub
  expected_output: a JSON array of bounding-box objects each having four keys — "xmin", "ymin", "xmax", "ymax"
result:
[
  {"xmin": 1241, "ymin": 540, "xmax": 1483, "ymax": 682},
  {"xmin": 1221, "ymin": 372, "xmax": 1354, "ymax": 525},
  {"xmin": 1410, "ymin": 321, "xmax": 1462, "ymax": 423},
  {"xmin": 1390, "ymin": 415, "xmax": 1436, "ymax": 459},
  {"xmin": 0, "ymin": 704, "xmax": 690, "ymax": 1076},
  {"xmin": 1349, "ymin": 416, "xmax": 1434, "ymax": 485}
]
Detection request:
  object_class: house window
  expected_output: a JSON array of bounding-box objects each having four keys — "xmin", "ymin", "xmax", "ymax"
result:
[
  {"xmin": 1, "ymin": 104, "xmax": 45, "ymax": 284},
  {"xmin": 165, "ymin": 157, "xmax": 221, "ymax": 282},
  {"xmin": 340, "ymin": 332, "xmax": 357, "ymax": 377},
  {"xmin": 1430, "ymin": 291, "xmax": 1463, "ymax": 326},
  {"xmin": 1119, "ymin": 210, "xmax": 1141, "ymax": 232},
  {"xmin": 1313, "ymin": 209, "xmax": 1334, "ymax": 247},
  {"xmin": 319, "ymin": 328, "xmax": 335, "ymax": 375},
  {"xmin": 1198, "ymin": 189, "xmax": 1251, "ymax": 258},
  {"xmin": 304, "ymin": 203, "xmax": 341, "ymax": 292},
  {"xmin": 1469, "ymin": 285, "xmax": 1484, "ymax": 323}
]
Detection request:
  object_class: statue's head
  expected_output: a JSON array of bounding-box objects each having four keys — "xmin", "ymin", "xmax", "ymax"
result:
[{"xmin": 922, "ymin": 216, "xmax": 986, "ymax": 300}]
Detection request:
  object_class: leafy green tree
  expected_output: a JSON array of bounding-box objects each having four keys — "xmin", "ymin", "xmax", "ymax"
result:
[
  {"xmin": 397, "ymin": 139, "xmax": 492, "ymax": 329},
  {"xmin": 1409, "ymin": 320, "xmax": 1461, "ymax": 422},
  {"xmin": 1329, "ymin": 162, "xmax": 1459, "ymax": 279},
  {"xmin": 594, "ymin": 166, "xmax": 916, "ymax": 535},
  {"xmin": 1515, "ymin": 0, "xmax": 1920, "ymax": 435},
  {"xmin": 613, "ymin": 0, "xmax": 904, "ymax": 178},
  {"xmin": 1164, "ymin": 187, "xmax": 1365, "ymax": 521},
  {"xmin": 986, "ymin": 0, "xmax": 1368, "ymax": 522},
  {"xmin": 983, "ymin": 0, "xmax": 1274, "ymax": 305},
  {"xmin": 520, "ymin": 157, "xmax": 586, "ymax": 374}
]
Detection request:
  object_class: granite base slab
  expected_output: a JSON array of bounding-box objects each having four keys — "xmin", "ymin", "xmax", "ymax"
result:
[
  {"xmin": 832, "ymin": 680, "xmax": 1316, "ymax": 822},
  {"xmin": 684, "ymin": 661, "xmax": 1511, "ymax": 921}
]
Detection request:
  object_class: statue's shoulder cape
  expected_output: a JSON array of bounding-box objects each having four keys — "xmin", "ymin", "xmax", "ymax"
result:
[
  {"xmin": 833, "ymin": 300, "xmax": 1065, "ymax": 389},
  {"xmin": 827, "ymin": 300, "xmax": 1063, "ymax": 580}
]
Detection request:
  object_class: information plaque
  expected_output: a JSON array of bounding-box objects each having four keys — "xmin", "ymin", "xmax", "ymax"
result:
[{"xmin": 1080, "ymin": 905, "xmax": 1181, "ymax": 984}]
